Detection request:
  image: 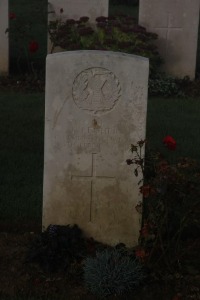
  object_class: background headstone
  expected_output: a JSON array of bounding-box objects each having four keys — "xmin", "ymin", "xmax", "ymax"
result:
[
  {"xmin": 48, "ymin": 0, "xmax": 109, "ymax": 53},
  {"xmin": 43, "ymin": 50, "xmax": 149, "ymax": 247},
  {"xmin": 139, "ymin": 0, "xmax": 200, "ymax": 79},
  {"xmin": 0, "ymin": 0, "xmax": 9, "ymax": 75}
]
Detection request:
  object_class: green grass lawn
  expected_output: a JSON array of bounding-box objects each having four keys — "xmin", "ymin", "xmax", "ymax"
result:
[
  {"xmin": 0, "ymin": 91, "xmax": 200, "ymax": 230},
  {"xmin": 0, "ymin": 92, "xmax": 44, "ymax": 231}
]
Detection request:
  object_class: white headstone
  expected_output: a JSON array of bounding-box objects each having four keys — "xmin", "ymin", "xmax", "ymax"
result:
[
  {"xmin": 0, "ymin": 0, "xmax": 9, "ymax": 75},
  {"xmin": 139, "ymin": 0, "xmax": 200, "ymax": 79},
  {"xmin": 43, "ymin": 50, "xmax": 149, "ymax": 247},
  {"xmin": 48, "ymin": 0, "xmax": 109, "ymax": 53}
]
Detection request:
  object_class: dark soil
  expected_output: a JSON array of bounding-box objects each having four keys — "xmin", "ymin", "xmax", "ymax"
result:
[{"xmin": 0, "ymin": 232, "xmax": 200, "ymax": 300}]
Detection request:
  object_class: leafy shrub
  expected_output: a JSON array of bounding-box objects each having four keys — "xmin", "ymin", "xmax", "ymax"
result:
[
  {"xmin": 127, "ymin": 139, "xmax": 200, "ymax": 273},
  {"xmin": 149, "ymin": 73, "xmax": 200, "ymax": 97},
  {"xmin": 179, "ymin": 77, "xmax": 200, "ymax": 97},
  {"xmin": 27, "ymin": 224, "xmax": 87, "ymax": 272},
  {"xmin": 84, "ymin": 247, "xmax": 145, "ymax": 298},
  {"xmin": 49, "ymin": 14, "xmax": 162, "ymax": 75},
  {"xmin": 148, "ymin": 73, "xmax": 185, "ymax": 97}
]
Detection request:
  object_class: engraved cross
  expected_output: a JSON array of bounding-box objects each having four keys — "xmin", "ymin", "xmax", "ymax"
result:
[
  {"xmin": 71, "ymin": 153, "xmax": 115, "ymax": 222},
  {"xmin": 154, "ymin": 13, "xmax": 182, "ymax": 57}
]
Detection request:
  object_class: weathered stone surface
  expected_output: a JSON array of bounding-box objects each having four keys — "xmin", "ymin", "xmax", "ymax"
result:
[
  {"xmin": 139, "ymin": 0, "xmax": 200, "ymax": 79},
  {"xmin": 43, "ymin": 51, "xmax": 149, "ymax": 247},
  {"xmin": 0, "ymin": 0, "xmax": 9, "ymax": 75},
  {"xmin": 48, "ymin": 0, "xmax": 109, "ymax": 53}
]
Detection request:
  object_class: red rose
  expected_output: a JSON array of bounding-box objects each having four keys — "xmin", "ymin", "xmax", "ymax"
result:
[
  {"xmin": 140, "ymin": 223, "xmax": 149, "ymax": 237},
  {"xmin": 163, "ymin": 135, "xmax": 176, "ymax": 150},
  {"xmin": 9, "ymin": 12, "xmax": 16, "ymax": 20},
  {"xmin": 157, "ymin": 160, "xmax": 169, "ymax": 173},
  {"xmin": 140, "ymin": 185, "xmax": 151, "ymax": 198},
  {"xmin": 29, "ymin": 41, "xmax": 39, "ymax": 53},
  {"xmin": 135, "ymin": 248, "xmax": 149, "ymax": 262}
]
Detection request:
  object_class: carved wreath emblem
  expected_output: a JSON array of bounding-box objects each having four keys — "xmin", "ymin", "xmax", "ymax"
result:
[{"xmin": 72, "ymin": 67, "xmax": 121, "ymax": 115}]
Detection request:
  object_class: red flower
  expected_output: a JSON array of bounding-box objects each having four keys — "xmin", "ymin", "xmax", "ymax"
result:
[
  {"xmin": 9, "ymin": 12, "xmax": 16, "ymax": 20},
  {"xmin": 140, "ymin": 185, "xmax": 156, "ymax": 198},
  {"xmin": 163, "ymin": 135, "xmax": 176, "ymax": 150},
  {"xmin": 172, "ymin": 294, "xmax": 182, "ymax": 300},
  {"xmin": 157, "ymin": 159, "xmax": 169, "ymax": 173},
  {"xmin": 29, "ymin": 41, "xmax": 39, "ymax": 53},
  {"xmin": 140, "ymin": 223, "xmax": 149, "ymax": 237},
  {"xmin": 140, "ymin": 185, "xmax": 151, "ymax": 198},
  {"xmin": 135, "ymin": 248, "xmax": 149, "ymax": 262}
]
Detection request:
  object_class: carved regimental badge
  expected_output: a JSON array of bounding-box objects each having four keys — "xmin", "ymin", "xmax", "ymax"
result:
[{"xmin": 72, "ymin": 67, "xmax": 121, "ymax": 115}]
